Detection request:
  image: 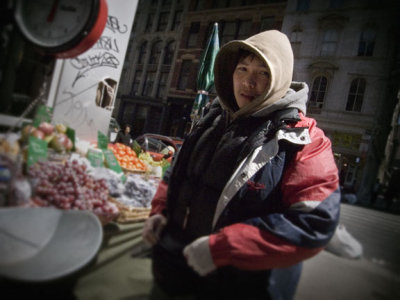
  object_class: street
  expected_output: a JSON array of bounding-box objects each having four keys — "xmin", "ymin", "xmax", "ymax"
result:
[{"xmin": 295, "ymin": 203, "xmax": 400, "ymax": 300}]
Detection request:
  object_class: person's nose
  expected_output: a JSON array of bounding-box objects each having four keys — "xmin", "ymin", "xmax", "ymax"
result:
[{"xmin": 243, "ymin": 73, "xmax": 256, "ymax": 89}]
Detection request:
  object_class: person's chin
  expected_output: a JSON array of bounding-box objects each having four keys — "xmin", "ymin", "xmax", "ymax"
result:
[{"xmin": 237, "ymin": 98, "xmax": 252, "ymax": 108}]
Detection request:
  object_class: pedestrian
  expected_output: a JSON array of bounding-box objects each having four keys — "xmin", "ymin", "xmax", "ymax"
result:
[
  {"xmin": 142, "ymin": 30, "xmax": 340, "ymax": 299},
  {"xmin": 370, "ymin": 178, "xmax": 381, "ymax": 207},
  {"xmin": 114, "ymin": 124, "xmax": 132, "ymax": 146}
]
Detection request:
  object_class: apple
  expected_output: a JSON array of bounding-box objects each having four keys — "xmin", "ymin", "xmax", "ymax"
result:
[
  {"xmin": 55, "ymin": 123, "xmax": 67, "ymax": 134},
  {"xmin": 50, "ymin": 133, "xmax": 73, "ymax": 152},
  {"xmin": 38, "ymin": 122, "xmax": 54, "ymax": 136},
  {"xmin": 31, "ymin": 128, "xmax": 45, "ymax": 140}
]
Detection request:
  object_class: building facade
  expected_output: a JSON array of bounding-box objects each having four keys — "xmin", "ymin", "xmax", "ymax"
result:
[
  {"xmin": 116, "ymin": 0, "xmax": 286, "ymax": 138},
  {"xmin": 281, "ymin": 0, "xmax": 399, "ymax": 202}
]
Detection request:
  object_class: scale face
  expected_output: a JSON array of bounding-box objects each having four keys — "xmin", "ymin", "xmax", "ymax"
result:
[{"xmin": 14, "ymin": 0, "xmax": 108, "ymax": 58}]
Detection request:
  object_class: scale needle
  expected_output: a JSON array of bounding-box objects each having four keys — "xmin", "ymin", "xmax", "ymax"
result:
[{"xmin": 47, "ymin": 0, "xmax": 60, "ymax": 23}]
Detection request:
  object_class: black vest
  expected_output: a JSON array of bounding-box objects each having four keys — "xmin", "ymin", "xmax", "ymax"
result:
[{"xmin": 166, "ymin": 102, "xmax": 301, "ymax": 242}]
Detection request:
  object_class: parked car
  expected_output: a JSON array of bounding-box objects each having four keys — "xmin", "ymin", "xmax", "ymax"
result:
[{"xmin": 134, "ymin": 134, "xmax": 184, "ymax": 162}]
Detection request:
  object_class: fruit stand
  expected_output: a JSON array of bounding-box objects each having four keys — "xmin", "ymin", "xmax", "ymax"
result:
[
  {"xmin": 0, "ymin": 119, "xmax": 169, "ymax": 223},
  {"xmin": 0, "ymin": 116, "xmax": 170, "ymax": 289}
]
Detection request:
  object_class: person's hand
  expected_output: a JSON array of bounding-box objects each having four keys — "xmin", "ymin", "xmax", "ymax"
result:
[
  {"xmin": 142, "ymin": 214, "xmax": 167, "ymax": 245},
  {"xmin": 183, "ymin": 236, "xmax": 216, "ymax": 276}
]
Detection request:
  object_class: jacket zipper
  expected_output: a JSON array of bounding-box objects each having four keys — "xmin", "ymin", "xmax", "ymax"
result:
[{"xmin": 182, "ymin": 207, "xmax": 190, "ymax": 229}]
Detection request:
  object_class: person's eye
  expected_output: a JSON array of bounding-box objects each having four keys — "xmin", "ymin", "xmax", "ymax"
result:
[
  {"xmin": 236, "ymin": 66, "xmax": 247, "ymax": 72},
  {"xmin": 260, "ymin": 71, "xmax": 270, "ymax": 77}
]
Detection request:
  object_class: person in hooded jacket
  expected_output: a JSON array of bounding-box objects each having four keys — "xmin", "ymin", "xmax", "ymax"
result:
[
  {"xmin": 142, "ymin": 30, "xmax": 340, "ymax": 300},
  {"xmin": 114, "ymin": 124, "xmax": 132, "ymax": 146}
]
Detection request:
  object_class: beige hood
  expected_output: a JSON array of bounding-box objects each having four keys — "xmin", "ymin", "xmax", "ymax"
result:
[{"xmin": 214, "ymin": 30, "xmax": 294, "ymax": 119}]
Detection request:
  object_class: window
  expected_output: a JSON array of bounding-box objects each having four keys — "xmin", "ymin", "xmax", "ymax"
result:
[
  {"xmin": 145, "ymin": 13, "xmax": 154, "ymax": 32},
  {"xmin": 309, "ymin": 76, "xmax": 328, "ymax": 108},
  {"xmin": 213, "ymin": 0, "xmax": 229, "ymax": 8},
  {"xmin": 329, "ymin": 0, "xmax": 343, "ymax": 9},
  {"xmin": 221, "ymin": 21, "xmax": 236, "ymax": 45},
  {"xmin": 143, "ymin": 72, "xmax": 156, "ymax": 96},
  {"xmin": 320, "ymin": 29, "xmax": 338, "ymax": 56},
  {"xmin": 290, "ymin": 28, "xmax": 302, "ymax": 56},
  {"xmin": 358, "ymin": 28, "xmax": 376, "ymax": 56},
  {"xmin": 290, "ymin": 29, "xmax": 302, "ymax": 43},
  {"xmin": 157, "ymin": 12, "xmax": 169, "ymax": 32},
  {"xmin": 230, "ymin": 0, "xmax": 243, "ymax": 6},
  {"xmin": 237, "ymin": 20, "xmax": 251, "ymax": 40},
  {"xmin": 172, "ymin": 10, "xmax": 182, "ymax": 31},
  {"xmin": 296, "ymin": 0, "xmax": 310, "ymax": 12},
  {"xmin": 187, "ymin": 22, "xmax": 200, "ymax": 48},
  {"xmin": 132, "ymin": 71, "xmax": 142, "ymax": 95},
  {"xmin": 260, "ymin": 17, "xmax": 275, "ymax": 31},
  {"xmin": 157, "ymin": 72, "xmax": 169, "ymax": 98},
  {"xmin": 346, "ymin": 78, "xmax": 366, "ymax": 112},
  {"xmin": 243, "ymin": 0, "xmax": 257, "ymax": 4},
  {"xmin": 194, "ymin": 0, "xmax": 205, "ymax": 10},
  {"xmin": 163, "ymin": 41, "xmax": 175, "ymax": 65},
  {"xmin": 137, "ymin": 41, "xmax": 147, "ymax": 64},
  {"xmin": 220, "ymin": 20, "xmax": 251, "ymax": 46},
  {"xmin": 149, "ymin": 40, "xmax": 162, "ymax": 64},
  {"xmin": 178, "ymin": 60, "xmax": 192, "ymax": 90}
]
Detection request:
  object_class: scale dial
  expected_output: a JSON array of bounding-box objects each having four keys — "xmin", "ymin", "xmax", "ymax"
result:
[{"xmin": 14, "ymin": 0, "xmax": 108, "ymax": 58}]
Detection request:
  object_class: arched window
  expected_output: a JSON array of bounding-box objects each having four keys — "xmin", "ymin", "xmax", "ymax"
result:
[
  {"xmin": 143, "ymin": 71, "xmax": 156, "ymax": 96},
  {"xmin": 187, "ymin": 22, "xmax": 200, "ymax": 48},
  {"xmin": 163, "ymin": 41, "xmax": 175, "ymax": 65},
  {"xmin": 157, "ymin": 12, "xmax": 169, "ymax": 32},
  {"xmin": 149, "ymin": 40, "xmax": 162, "ymax": 65},
  {"xmin": 131, "ymin": 71, "xmax": 142, "ymax": 95},
  {"xmin": 137, "ymin": 41, "xmax": 147, "ymax": 64},
  {"xmin": 157, "ymin": 72, "xmax": 169, "ymax": 98},
  {"xmin": 358, "ymin": 27, "xmax": 376, "ymax": 56},
  {"xmin": 178, "ymin": 60, "xmax": 192, "ymax": 90},
  {"xmin": 309, "ymin": 76, "xmax": 328, "ymax": 108},
  {"xmin": 346, "ymin": 78, "xmax": 366, "ymax": 112}
]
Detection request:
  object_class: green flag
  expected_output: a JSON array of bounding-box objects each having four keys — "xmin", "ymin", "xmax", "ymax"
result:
[{"xmin": 190, "ymin": 23, "xmax": 220, "ymax": 128}]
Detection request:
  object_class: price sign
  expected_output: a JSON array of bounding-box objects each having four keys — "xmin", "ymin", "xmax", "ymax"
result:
[
  {"xmin": 87, "ymin": 149, "xmax": 104, "ymax": 167},
  {"xmin": 103, "ymin": 149, "xmax": 126, "ymax": 182},
  {"xmin": 97, "ymin": 130, "xmax": 108, "ymax": 150},
  {"xmin": 27, "ymin": 136, "xmax": 48, "ymax": 167},
  {"xmin": 103, "ymin": 149, "xmax": 122, "ymax": 172}
]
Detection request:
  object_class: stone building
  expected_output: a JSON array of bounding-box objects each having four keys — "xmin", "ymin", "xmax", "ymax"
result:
[
  {"xmin": 280, "ymin": 0, "xmax": 399, "ymax": 202},
  {"xmin": 116, "ymin": 0, "xmax": 286, "ymax": 138}
]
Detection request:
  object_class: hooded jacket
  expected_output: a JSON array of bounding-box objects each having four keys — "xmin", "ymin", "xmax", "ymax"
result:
[{"xmin": 151, "ymin": 30, "xmax": 340, "ymax": 284}]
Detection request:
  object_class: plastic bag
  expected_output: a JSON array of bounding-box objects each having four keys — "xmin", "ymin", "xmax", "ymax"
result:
[{"xmin": 325, "ymin": 224, "xmax": 363, "ymax": 259}]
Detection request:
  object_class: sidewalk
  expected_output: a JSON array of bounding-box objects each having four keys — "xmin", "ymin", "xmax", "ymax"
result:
[
  {"xmin": 295, "ymin": 250, "xmax": 400, "ymax": 300},
  {"xmin": 72, "ymin": 245, "xmax": 400, "ymax": 300},
  {"xmin": 71, "ymin": 220, "xmax": 400, "ymax": 300}
]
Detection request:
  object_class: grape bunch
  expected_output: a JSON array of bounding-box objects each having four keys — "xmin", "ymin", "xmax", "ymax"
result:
[{"xmin": 28, "ymin": 160, "xmax": 119, "ymax": 222}]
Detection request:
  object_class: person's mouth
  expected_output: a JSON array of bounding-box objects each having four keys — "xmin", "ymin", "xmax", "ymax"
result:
[{"xmin": 240, "ymin": 93, "xmax": 256, "ymax": 101}]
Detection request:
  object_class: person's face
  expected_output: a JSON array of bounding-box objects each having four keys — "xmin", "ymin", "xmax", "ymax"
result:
[
  {"xmin": 125, "ymin": 126, "xmax": 130, "ymax": 133},
  {"xmin": 233, "ymin": 54, "xmax": 270, "ymax": 108}
]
